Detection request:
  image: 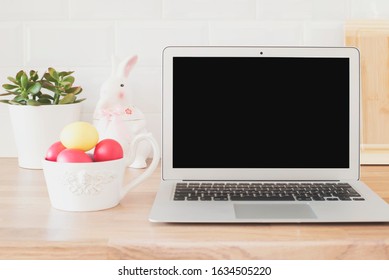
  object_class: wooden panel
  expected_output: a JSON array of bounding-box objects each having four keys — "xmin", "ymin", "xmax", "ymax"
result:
[
  {"xmin": 345, "ymin": 21, "xmax": 389, "ymax": 164},
  {"xmin": 1, "ymin": 158, "xmax": 389, "ymax": 260}
]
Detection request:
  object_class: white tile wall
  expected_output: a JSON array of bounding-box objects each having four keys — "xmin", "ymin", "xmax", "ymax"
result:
[
  {"xmin": 0, "ymin": 23, "xmax": 24, "ymax": 67},
  {"xmin": 116, "ymin": 21, "xmax": 209, "ymax": 67},
  {"xmin": 1, "ymin": 0, "xmax": 389, "ymax": 157},
  {"xmin": 303, "ymin": 21, "xmax": 345, "ymax": 46},
  {"xmin": 26, "ymin": 22, "xmax": 114, "ymax": 67},
  {"xmin": 350, "ymin": 0, "xmax": 389, "ymax": 18},
  {"xmin": 0, "ymin": 0, "xmax": 68, "ymax": 20},
  {"xmin": 257, "ymin": 0, "xmax": 313, "ymax": 20},
  {"xmin": 209, "ymin": 21, "xmax": 304, "ymax": 45},
  {"xmin": 163, "ymin": 0, "xmax": 256, "ymax": 19},
  {"xmin": 69, "ymin": 0, "xmax": 162, "ymax": 20}
]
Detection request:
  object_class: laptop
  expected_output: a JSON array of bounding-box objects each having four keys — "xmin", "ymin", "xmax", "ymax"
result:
[{"xmin": 149, "ymin": 46, "xmax": 389, "ymax": 223}]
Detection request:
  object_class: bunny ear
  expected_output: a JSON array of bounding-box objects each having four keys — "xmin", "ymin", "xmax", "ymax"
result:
[{"xmin": 117, "ymin": 55, "xmax": 138, "ymax": 78}]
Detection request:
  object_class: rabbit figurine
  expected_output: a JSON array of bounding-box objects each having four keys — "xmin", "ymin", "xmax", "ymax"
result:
[{"xmin": 93, "ymin": 55, "xmax": 151, "ymax": 168}]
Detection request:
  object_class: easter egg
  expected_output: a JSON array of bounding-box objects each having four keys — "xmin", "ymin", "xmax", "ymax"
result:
[
  {"xmin": 93, "ymin": 139, "xmax": 123, "ymax": 162},
  {"xmin": 45, "ymin": 141, "xmax": 66, "ymax": 161},
  {"xmin": 60, "ymin": 121, "xmax": 99, "ymax": 151},
  {"xmin": 57, "ymin": 149, "xmax": 93, "ymax": 163}
]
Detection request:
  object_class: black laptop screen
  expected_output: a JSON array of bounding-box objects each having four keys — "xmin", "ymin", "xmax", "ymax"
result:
[{"xmin": 172, "ymin": 57, "xmax": 350, "ymax": 168}]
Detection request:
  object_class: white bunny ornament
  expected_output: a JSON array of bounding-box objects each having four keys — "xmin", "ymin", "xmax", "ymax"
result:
[{"xmin": 93, "ymin": 55, "xmax": 153, "ymax": 169}]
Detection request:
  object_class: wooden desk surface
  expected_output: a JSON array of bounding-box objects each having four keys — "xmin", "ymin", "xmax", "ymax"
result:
[{"xmin": 1, "ymin": 158, "xmax": 389, "ymax": 260}]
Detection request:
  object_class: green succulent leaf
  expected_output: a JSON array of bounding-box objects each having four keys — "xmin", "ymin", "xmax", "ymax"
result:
[
  {"xmin": 0, "ymin": 92, "xmax": 15, "ymax": 96},
  {"xmin": 16, "ymin": 70, "xmax": 24, "ymax": 82},
  {"xmin": 65, "ymin": 86, "xmax": 82, "ymax": 95},
  {"xmin": 61, "ymin": 81, "xmax": 72, "ymax": 87},
  {"xmin": 37, "ymin": 98, "xmax": 52, "ymax": 105},
  {"xmin": 13, "ymin": 95, "xmax": 26, "ymax": 102},
  {"xmin": 2, "ymin": 84, "xmax": 18, "ymax": 90},
  {"xmin": 58, "ymin": 71, "xmax": 74, "ymax": 77},
  {"xmin": 73, "ymin": 98, "xmax": 86, "ymax": 103},
  {"xmin": 7, "ymin": 76, "xmax": 18, "ymax": 85},
  {"xmin": 28, "ymin": 82, "xmax": 42, "ymax": 95},
  {"xmin": 39, "ymin": 94, "xmax": 54, "ymax": 100},
  {"xmin": 48, "ymin": 67, "xmax": 59, "ymax": 80},
  {"xmin": 43, "ymin": 72, "xmax": 56, "ymax": 83},
  {"xmin": 40, "ymin": 80, "xmax": 56, "ymax": 91},
  {"xmin": 64, "ymin": 84, "xmax": 72, "ymax": 91},
  {"xmin": 59, "ymin": 93, "xmax": 76, "ymax": 104},
  {"xmin": 20, "ymin": 72, "xmax": 28, "ymax": 89},
  {"xmin": 20, "ymin": 90, "xmax": 29, "ymax": 99},
  {"xmin": 29, "ymin": 70, "xmax": 39, "ymax": 81},
  {"xmin": 26, "ymin": 99, "xmax": 41, "ymax": 106},
  {"xmin": 62, "ymin": 76, "xmax": 75, "ymax": 85},
  {"xmin": 9, "ymin": 100, "xmax": 22, "ymax": 105}
]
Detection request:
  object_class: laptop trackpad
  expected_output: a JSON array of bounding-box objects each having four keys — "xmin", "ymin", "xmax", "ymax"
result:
[{"xmin": 234, "ymin": 204, "xmax": 317, "ymax": 219}]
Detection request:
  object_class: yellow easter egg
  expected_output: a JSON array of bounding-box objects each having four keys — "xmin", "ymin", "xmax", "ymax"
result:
[{"xmin": 60, "ymin": 121, "xmax": 99, "ymax": 151}]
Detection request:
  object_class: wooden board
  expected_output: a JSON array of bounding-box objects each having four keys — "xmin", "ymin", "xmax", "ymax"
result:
[
  {"xmin": 0, "ymin": 158, "xmax": 389, "ymax": 260},
  {"xmin": 345, "ymin": 20, "xmax": 389, "ymax": 164}
]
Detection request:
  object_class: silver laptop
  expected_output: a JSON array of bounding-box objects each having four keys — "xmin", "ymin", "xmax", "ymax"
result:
[{"xmin": 149, "ymin": 46, "xmax": 389, "ymax": 223}]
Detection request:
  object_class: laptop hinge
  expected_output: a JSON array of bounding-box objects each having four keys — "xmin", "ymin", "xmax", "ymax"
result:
[{"xmin": 181, "ymin": 180, "xmax": 341, "ymax": 182}]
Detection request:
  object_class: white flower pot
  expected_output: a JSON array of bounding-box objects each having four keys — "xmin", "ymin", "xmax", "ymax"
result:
[{"xmin": 8, "ymin": 103, "xmax": 82, "ymax": 169}]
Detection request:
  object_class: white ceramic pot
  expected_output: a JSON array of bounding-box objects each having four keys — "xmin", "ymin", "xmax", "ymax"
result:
[{"xmin": 8, "ymin": 103, "xmax": 82, "ymax": 169}]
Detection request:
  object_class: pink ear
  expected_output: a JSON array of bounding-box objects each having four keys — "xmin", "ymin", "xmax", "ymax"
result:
[{"xmin": 123, "ymin": 55, "xmax": 138, "ymax": 78}]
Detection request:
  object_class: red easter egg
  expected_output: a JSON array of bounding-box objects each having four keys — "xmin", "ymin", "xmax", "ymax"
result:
[
  {"xmin": 93, "ymin": 139, "xmax": 123, "ymax": 162},
  {"xmin": 45, "ymin": 141, "xmax": 66, "ymax": 162},
  {"xmin": 57, "ymin": 149, "xmax": 93, "ymax": 163}
]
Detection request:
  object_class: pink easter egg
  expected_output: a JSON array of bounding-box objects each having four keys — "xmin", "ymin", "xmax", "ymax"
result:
[
  {"xmin": 45, "ymin": 141, "xmax": 66, "ymax": 162},
  {"xmin": 93, "ymin": 139, "xmax": 123, "ymax": 162},
  {"xmin": 57, "ymin": 149, "xmax": 93, "ymax": 163}
]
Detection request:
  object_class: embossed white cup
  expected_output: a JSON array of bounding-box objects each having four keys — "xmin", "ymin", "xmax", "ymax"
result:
[{"xmin": 42, "ymin": 133, "xmax": 159, "ymax": 211}]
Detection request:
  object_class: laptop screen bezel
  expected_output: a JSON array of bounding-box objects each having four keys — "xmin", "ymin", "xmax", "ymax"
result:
[{"xmin": 162, "ymin": 46, "xmax": 360, "ymax": 181}]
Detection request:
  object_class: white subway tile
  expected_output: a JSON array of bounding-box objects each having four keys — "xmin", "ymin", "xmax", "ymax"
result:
[
  {"xmin": 209, "ymin": 21, "xmax": 304, "ymax": 45},
  {"xmin": 116, "ymin": 21, "xmax": 208, "ymax": 67},
  {"xmin": 304, "ymin": 22, "xmax": 345, "ymax": 46},
  {"xmin": 130, "ymin": 66, "xmax": 161, "ymax": 113},
  {"xmin": 70, "ymin": 0, "xmax": 162, "ymax": 19},
  {"xmin": 164, "ymin": 0, "xmax": 256, "ymax": 19},
  {"xmin": 313, "ymin": 0, "xmax": 348, "ymax": 20},
  {"xmin": 350, "ymin": 0, "xmax": 389, "ymax": 19},
  {"xmin": 257, "ymin": 0, "xmax": 347, "ymax": 20},
  {"xmin": 0, "ymin": 0, "xmax": 68, "ymax": 20},
  {"xmin": 257, "ymin": 0, "xmax": 312, "ymax": 20},
  {"xmin": 0, "ymin": 23, "xmax": 23, "ymax": 67},
  {"xmin": 26, "ymin": 22, "xmax": 114, "ymax": 67}
]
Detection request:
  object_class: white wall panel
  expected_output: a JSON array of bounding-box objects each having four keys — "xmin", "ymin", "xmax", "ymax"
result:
[
  {"xmin": 164, "ymin": 0, "xmax": 256, "ymax": 19},
  {"xmin": 69, "ymin": 0, "xmax": 162, "ymax": 19},
  {"xmin": 116, "ymin": 21, "xmax": 208, "ymax": 67},
  {"xmin": 26, "ymin": 22, "xmax": 114, "ymax": 67},
  {"xmin": 0, "ymin": 0, "xmax": 389, "ymax": 156}
]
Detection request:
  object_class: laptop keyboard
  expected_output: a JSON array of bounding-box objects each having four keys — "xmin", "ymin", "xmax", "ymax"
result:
[{"xmin": 173, "ymin": 182, "xmax": 365, "ymax": 201}]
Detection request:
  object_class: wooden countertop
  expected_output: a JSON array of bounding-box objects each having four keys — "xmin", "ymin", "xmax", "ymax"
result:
[{"xmin": 1, "ymin": 158, "xmax": 389, "ymax": 260}]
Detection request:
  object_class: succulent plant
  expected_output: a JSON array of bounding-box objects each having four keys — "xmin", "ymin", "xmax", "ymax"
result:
[{"xmin": 0, "ymin": 68, "xmax": 85, "ymax": 105}]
